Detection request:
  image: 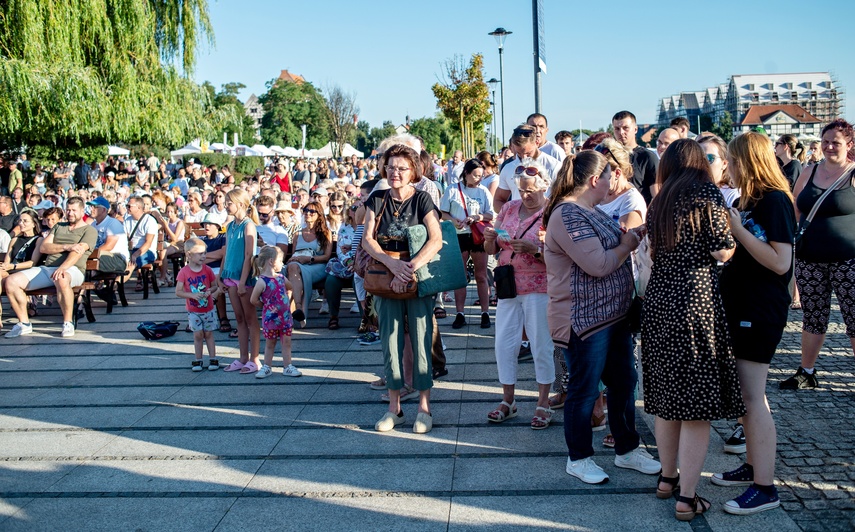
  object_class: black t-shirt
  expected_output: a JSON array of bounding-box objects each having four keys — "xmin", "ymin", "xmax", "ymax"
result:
[
  {"xmin": 720, "ymin": 190, "xmax": 796, "ymax": 327},
  {"xmin": 630, "ymin": 146, "xmax": 659, "ymax": 205},
  {"xmin": 0, "ymin": 213, "xmax": 15, "ymax": 233},
  {"xmin": 202, "ymin": 234, "xmax": 226, "ymax": 269},
  {"xmin": 366, "ymin": 189, "xmax": 436, "ymax": 252},
  {"xmin": 0, "ymin": 167, "xmax": 9, "ymax": 188},
  {"xmin": 9, "ymin": 233, "xmax": 40, "ymax": 264},
  {"xmin": 189, "ymin": 176, "xmax": 208, "ymax": 190},
  {"xmin": 781, "ymin": 160, "xmax": 802, "ymax": 190}
]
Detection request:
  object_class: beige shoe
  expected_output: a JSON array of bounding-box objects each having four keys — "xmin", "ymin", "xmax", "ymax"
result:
[
  {"xmin": 413, "ymin": 412, "xmax": 433, "ymax": 434},
  {"xmin": 375, "ymin": 411, "xmax": 404, "ymax": 432}
]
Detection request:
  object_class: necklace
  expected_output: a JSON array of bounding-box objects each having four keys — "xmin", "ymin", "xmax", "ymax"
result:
[{"xmin": 390, "ymin": 193, "xmax": 414, "ymax": 217}]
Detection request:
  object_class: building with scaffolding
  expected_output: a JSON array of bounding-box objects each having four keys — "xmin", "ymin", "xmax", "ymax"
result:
[{"xmin": 657, "ymin": 72, "xmax": 844, "ymax": 137}]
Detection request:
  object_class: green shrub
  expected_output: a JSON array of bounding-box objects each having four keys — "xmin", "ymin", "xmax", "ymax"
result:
[
  {"xmin": 197, "ymin": 152, "xmax": 233, "ymax": 168},
  {"xmin": 233, "ymin": 156, "xmax": 265, "ymax": 175}
]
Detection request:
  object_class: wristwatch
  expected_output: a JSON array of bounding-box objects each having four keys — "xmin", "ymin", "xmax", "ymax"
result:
[{"xmin": 533, "ymin": 251, "xmax": 542, "ymax": 259}]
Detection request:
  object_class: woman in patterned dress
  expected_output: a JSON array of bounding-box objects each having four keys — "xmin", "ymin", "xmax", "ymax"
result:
[{"xmin": 642, "ymin": 139, "xmax": 744, "ymax": 521}]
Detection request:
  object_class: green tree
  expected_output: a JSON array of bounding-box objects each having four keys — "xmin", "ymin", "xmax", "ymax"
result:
[
  {"xmin": 202, "ymin": 81, "xmax": 257, "ymax": 145},
  {"xmin": 354, "ymin": 120, "xmax": 372, "ymax": 155},
  {"xmin": 711, "ymin": 112, "xmax": 734, "ymax": 142},
  {"xmin": 0, "ymin": 0, "xmax": 229, "ymax": 152},
  {"xmin": 258, "ymin": 79, "xmax": 328, "ymax": 150},
  {"xmin": 409, "ymin": 115, "xmax": 457, "ymax": 155},
  {"xmin": 367, "ymin": 121, "xmax": 398, "ymax": 153},
  {"xmin": 431, "ymin": 53, "xmax": 491, "ymax": 157},
  {"xmin": 320, "ymin": 84, "xmax": 359, "ymax": 157}
]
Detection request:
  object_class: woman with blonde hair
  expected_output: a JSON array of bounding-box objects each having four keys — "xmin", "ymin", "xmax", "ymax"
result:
[
  {"xmin": 710, "ymin": 131, "xmax": 795, "ymax": 515},
  {"xmin": 544, "ymin": 151, "xmax": 659, "ymax": 485},
  {"xmin": 218, "ymin": 189, "xmax": 261, "ymax": 372},
  {"xmin": 698, "ymin": 133, "xmax": 740, "ymax": 207}
]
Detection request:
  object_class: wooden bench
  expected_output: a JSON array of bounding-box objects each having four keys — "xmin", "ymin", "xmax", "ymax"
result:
[
  {"xmin": 137, "ymin": 231, "xmax": 165, "ymax": 299},
  {"xmin": 22, "ymin": 257, "xmax": 100, "ymax": 327}
]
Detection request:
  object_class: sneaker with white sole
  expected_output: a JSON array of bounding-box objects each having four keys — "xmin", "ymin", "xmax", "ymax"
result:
[
  {"xmin": 711, "ymin": 463, "xmax": 754, "ymax": 487},
  {"xmin": 723, "ymin": 484, "xmax": 780, "ymax": 515},
  {"xmin": 191, "ymin": 360, "xmax": 204, "ymax": 372},
  {"xmin": 724, "ymin": 423, "xmax": 747, "ymax": 454},
  {"xmin": 5, "ymin": 322, "xmax": 33, "ymax": 338},
  {"xmin": 283, "ymin": 364, "xmax": 302, "ymax": 377},
  {"xmin": 208, "ymin": 359, "xmax": 220, "ymax": 371},
  {"xmin": 319, "ymin": 301, "xmax": 329, "ymax": 315},
  {"xmin": 255, "ymin": 364, "xmax": 272, "ymax": 379},
  {"xmin": 61, "ymin": 322, "xmax": 75, "ymax": 337},
  {"xmin": 614, "ymin": 447, "xmax": 661, "ymax": 475},
  {"xmin": 358, "ymin": 332, "xmax": 381, "ymax": 346},
  {"xmin": 566, "ymin": 457, "xmax": 609, "ymax": 484}
]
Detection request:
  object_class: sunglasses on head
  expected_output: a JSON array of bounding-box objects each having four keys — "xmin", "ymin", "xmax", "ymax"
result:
[
  {"xmin": 593, "ymin": 144, "xmax": 616, "ymax": 162},
  {"xmin": 514, "ymin": 165, "xmax": 539, "ymax": 177}
]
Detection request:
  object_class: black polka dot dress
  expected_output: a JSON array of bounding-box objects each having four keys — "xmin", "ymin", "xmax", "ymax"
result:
[{"xmin": 641, "ymin": 182, "xmax": 746, "ymax": 421}]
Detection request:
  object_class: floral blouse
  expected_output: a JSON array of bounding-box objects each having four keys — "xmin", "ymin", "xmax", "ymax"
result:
[{"xmin": 496, "ymin": 200, "xmax": 546, "ymax": 295}]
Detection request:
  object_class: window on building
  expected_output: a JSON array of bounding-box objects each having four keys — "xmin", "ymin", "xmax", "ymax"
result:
[
  {"xmin": 790, "ymin": 91, "xmax": 799, "ymax": 99},
  {"xmin": 250, "ymin": 107, "xmax": 257, "ymax": 114},
  {"xmin": 810, "ymin": 91, "xmax": 817, "ymax": 100},
  {"xmin": 771, "ymin": 92, "xmax": 779, "ymax": 101},
  {"xmin": 792, "ymin": 124, "xmax": 799, "ymax": 131},
  {"xmin": 805, "ymin": 82, "xmax": 812, "ymax": 90},
  {"xmin": 751, "ymin": 92, "xmax": 759, "ymax": 102},
  {"xmin": 747, "ymin": 84, "xmax": 755, "ymax": 91},
  {"xmin": 783, "ymin": 82, "xmax": 793, "ymax": 90}
]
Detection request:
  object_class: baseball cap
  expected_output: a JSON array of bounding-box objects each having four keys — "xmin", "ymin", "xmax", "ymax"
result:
[
  {"xmin": 86, "ymin": 196, "xmax": 111, "ymax": 210},
  {"xmin": 311, "ymin": 187, "xmax": 329, "ymax": 197}
]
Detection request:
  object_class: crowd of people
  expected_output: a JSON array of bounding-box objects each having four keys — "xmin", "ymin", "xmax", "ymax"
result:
[{"xmin": 1, "ymin": 110, "xmax": 852, "ymax": 522}]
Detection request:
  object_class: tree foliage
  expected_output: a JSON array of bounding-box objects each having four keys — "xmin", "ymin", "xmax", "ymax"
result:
[
  {"xmin": 711, "ymin": 112, "xmax": 734, "ymax": 142},
  {"xmin": 202, "ymin": 81, "xmax": 256, "ymax": 145},
  {"xmin": 320, "ymin": 84, "xmax": 359, "ymax": 158},
  {"xmin": 431, "ymin": 54, "xmax": 491, "ymax": 157},
  {"xmin": 409, "ymin": 115, "xmax": 457, "ymax": 156},
  {"xmin": 0, "ymin": 0, "xmax": 230, "ymax": 151},
  {"xmin": 258, "ymin": 78, "xmax": 328, "ymax": 150}
]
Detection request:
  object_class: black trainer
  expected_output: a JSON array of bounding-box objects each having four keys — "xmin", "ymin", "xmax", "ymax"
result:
[
  {"xmin": 452, "ymin": 313, "xmax": 466, "ymax": 329},
  {"xmin": 480, "ymin": 312, "xmax": 491, "ymax": 329},
  {"xmin": 779, "ymin": 367, "xmax": 818, "ymax": 390},
  {"xmin": 518, "ymin": 343, "xmax": 533, "ymax": 362},
  {"xmin": 724, "ymin": 423, "xmax": 746, "ymax": 454},
  {"xmin": 711, "ymin": 463, "xmax": 754, "ymax": 487}
]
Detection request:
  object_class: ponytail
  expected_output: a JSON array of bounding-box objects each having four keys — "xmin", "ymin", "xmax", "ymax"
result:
[{"xmin": 542, "ymin": 151, "xmax": 608, "ymax": 228}]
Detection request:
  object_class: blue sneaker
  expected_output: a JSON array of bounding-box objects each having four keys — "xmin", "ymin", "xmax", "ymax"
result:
[
  {"xmin": 723, "ymin": 484, "xmax": 780, "ymax": 515},
  {"xmin": 358, "ymin": 332, "xmax": 381, "ymax": 346},
  {"xmin": 711, "ymin": 463, "xmax": 753, "ymax": 486}
]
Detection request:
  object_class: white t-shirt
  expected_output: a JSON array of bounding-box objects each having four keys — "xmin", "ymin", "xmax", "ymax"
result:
[
  {"xmin": 256, "ymin": 222, "xmax": 290, "ymax": 246},
  {"xmin": 124, "ymin": 213, "xmax": 159, "ymax": 250},
  {"xmin": 540, "ymin": 141, "xmax": 567, "ymax": 163},
  {"xmin": 439, "ymin": 183, "xmax": 495, "ymax": 234},
  {"xmin": 720, "ymin": 186, "xmax": 741, "ymax": 208},
  {"xmin": 0, "ymin": 229, "xmax": 10, "ymax": 254},
  {"xmin": 597, "ymin": 187, "xmax": 647, "ymax": 222},
  {"xmin": 497, "ymin": 152, "xmax": 561, "ymax": 201},
  {"xmin": 95, "ymin": 216, "xmax": 130, "ymax": 260},
  {"xmin": 446, "ymin": 161, "xmax": 465, "ymax": 186}
]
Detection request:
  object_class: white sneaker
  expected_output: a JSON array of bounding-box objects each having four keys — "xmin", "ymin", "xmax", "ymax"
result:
[
  {"xmin": 283, "ymin": 364, "xmax": 302, "ymax": 377},
  {"xmin": 566, "ymin": 457, "xmax": 609, "ymax": 484},
  {"xmin": 319, "ymin": 301, "xmax": 329, "ymax": 315},
  {"xmin": 255, "ymin": 364, "xmax": 272, "ymax": 379},
  {"xmin": 614, "ymin": 447, "xmax": 661, "ymax": 475},
  {"xmin": 311, "ymin": 290, "xmax": 322, "ymax": 302},
  {"xmin": 61, "ymin": 322, "xmax": 75, "ymax": 338},
  {"xmin": 350, "ymin": 302, "xmax": 360, "ymax": 313},
  {"xmin": 5, "ymin": 322, "xmax": 33, "ymax": 338}
]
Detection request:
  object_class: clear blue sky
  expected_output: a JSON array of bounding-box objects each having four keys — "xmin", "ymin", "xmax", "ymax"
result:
[{"xmin": 194, "ymin": 0, "xmax": 855, "ymax": 140}]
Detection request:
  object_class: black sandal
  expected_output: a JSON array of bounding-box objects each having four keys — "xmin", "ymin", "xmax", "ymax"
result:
[
  {"xmin": 675, "ymin": 494, "xmax": 710, "ymax": 522},
  {"xmin": 229, "ymin": 329, "xmax": 239, "ymax": 338},
  {"xmin": 328, "ymin": 317, "xmax": 340, "ymax": 330},
  {"xmin": 656, "ymin": 474, "xmax": 680, "ymax": 499},
  {"xmin": 219, "ymin": 318, "xmax": 232, "ymax": 333}
]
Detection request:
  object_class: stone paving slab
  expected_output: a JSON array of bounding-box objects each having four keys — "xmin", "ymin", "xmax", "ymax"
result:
[
  {"xmin": 0, "ymin": 406, "xmax": 155, "ymax": 430},
  {"xmin": 92, "ymin": 429, "xmax": 288, "ymax": 458}
]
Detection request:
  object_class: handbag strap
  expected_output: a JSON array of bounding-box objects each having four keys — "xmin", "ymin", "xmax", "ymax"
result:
[
  {"xmin": 456, "ymin": 183, "xmax": 470, "ymax": 218},
  {"xmin": 802, "ymin": 162, "xmax": 855, "ymax": 225},
  {"xmin": 371, "ymin": 191, "xmax": 391, "ymax": 239},
  {"xmin": 509, "ymin": 207, "xmax": 544, "ymax": 260}
]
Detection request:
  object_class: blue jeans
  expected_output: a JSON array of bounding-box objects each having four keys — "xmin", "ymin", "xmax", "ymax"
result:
[{"xmin": 563, "ymin": 320, "xmax": 640, "ymax": 461}]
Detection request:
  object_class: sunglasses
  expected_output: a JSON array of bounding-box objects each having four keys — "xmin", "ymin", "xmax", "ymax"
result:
[
  {"xmin": 705, "ymin": 153, "xmax": 720, "ymax": 164},
  {"xmin": 302, "ymin": 209, "xmax": 319, "ymax": 215},
  {"xmin": 514, "ymin": 166, "xmax": 540, "ymax": 177},
  {"xmin": 593, "ymin": 144, "xmax": 616, "ymax": 163},
  {"xmin": 774, "ymin": 141, "xmax": 784, "ymax": 147},
  {"xmin": 257, "ymin": 211, "xmax": 271, "ymax": 219}
]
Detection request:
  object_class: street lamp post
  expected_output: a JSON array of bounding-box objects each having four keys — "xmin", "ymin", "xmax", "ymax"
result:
[
  {"xmin": 487, "ymin": 78, "xmax": 499, "ymax": 152},
  {"xmin": 488, "ymin": 27, "xmax": 511, "ymax": 146}
]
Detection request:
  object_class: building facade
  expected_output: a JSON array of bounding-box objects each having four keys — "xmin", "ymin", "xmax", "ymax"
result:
[{"xmin": 657, "ymin": 72, "xmax": 844, "ymax": 137}]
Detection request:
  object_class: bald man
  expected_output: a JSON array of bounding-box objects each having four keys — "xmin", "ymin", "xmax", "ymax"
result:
[{"xmin": 657, "ymin": 128, "xmax": 680, "ymax": 158}]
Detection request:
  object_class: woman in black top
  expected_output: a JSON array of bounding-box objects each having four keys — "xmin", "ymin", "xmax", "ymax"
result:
[
  {"xmin": 775, "ymin": 134, "xmax": 805, "ymax": 189},
  {"xmin": 0, "ymin": 210, "xmax": 44, "ymax": 325},
  {"xmin": 713, "ymin": 131, "xmax": 795, "ymax": 515},
  {"xmin": 362, "ymin": 144, "xmax": 442, "ymax": 434},
  {"xmin": 782, "ymin": 119, "xmax": 855, "ymax": 390}
]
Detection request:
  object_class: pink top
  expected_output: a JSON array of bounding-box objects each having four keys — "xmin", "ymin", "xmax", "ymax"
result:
[
  {"xmin": 177, "ymin": 264, "xmax": 216, "ymax": 313},
  {"xmin": 496, "ymin": 200, "xmax": 546, "ymax": 295}
]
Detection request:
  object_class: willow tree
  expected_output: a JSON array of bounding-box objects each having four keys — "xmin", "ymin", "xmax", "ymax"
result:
[
  {"xmin": 0, "ymin": 0, "xmax": 232, "ymax": 151},
  {"xmin": 431, "ymin": 53, "xmax": 492, "ymax": 158}
]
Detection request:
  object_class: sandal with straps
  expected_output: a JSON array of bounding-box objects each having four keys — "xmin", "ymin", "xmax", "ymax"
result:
[
  {"xmin": 656, "ymin": 473, "xmax": 680, "ymax": 499},
  {"xmin": 675, "ymin": 494, "xmax": 711, "ymax": 522},
  {"xmin": 531, "ymin": 406, "xmax": 554, "ymax": 430},
  {"xmin": 487, "ymin": 400, "xmax": 518, "ymax": 423}
]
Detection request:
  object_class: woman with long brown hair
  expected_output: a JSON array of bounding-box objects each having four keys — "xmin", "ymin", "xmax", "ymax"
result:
[
  {"xmin": 775, "ymin": 134, "xmax": 805, "ymax": 189},
  {"xmin": 642, "ymin": 139, "xmax": 743, "ymax": 522},
  {"xmin": 287, "ymin": 199, "xmax": 332, "ymax": 327}
]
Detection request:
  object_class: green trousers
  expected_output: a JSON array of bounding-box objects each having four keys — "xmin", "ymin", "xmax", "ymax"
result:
[{"xmin": 375, "ymin": 294, "xmax": 435, "ymax": 391}]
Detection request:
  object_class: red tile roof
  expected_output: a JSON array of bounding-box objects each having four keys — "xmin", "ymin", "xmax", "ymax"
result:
[
  {"xmin": 278, "ymin": 70, "xmax": 305, "ymax": 84},
  {"xmin": 741, "ymin": 104, "xmax": 820, "ymax": 125}
]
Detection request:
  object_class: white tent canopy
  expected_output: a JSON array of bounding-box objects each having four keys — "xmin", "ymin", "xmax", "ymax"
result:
[
  {"xmin": 268, "ymin": 145, "xmax": 287, "ymax": 155},
  {"xmin": 208, "ymin": 142, "xmax": 233, "ymax": 154},
  {"xmin": 108, "ymin": 145, "xmax": 130, "ymax": 156},
  {"xmin": 235, "ymin": 145, "xmax": 263, "ymax": 156},
  {"xmin": 282, "ymin": 147, "xmax": 301, "ymax": 157},
  {"xmin": 250, "ymin": 144, "xmax": 275, "ymax": 157},
  {"xmin": 170, "ymin": 142, "xmax": 202, "ymax": 159},
  {"xmin": 312, "ymin": 142, "xmax": 364, "ymax": 159}
]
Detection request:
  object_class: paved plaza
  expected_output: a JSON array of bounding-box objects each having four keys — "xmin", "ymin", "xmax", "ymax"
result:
[{"xmin": 0, "ymin": 286, "xmax": 851, "ymax": 531}]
